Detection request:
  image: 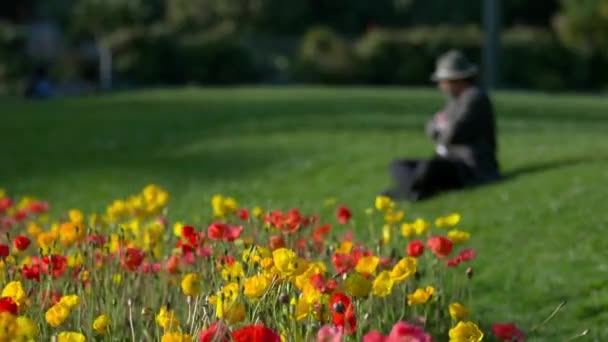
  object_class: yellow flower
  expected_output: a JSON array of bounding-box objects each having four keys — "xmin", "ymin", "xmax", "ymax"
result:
[
  {"xmin": 243, "ymin": 274, "xmax": 272, "ymax": 299},
  {"xmin": 223, "ymin": 197, "xmax": 238, "ymax": 213},
  {"xmin": 221, "ymin": 262, "xmax": 245, "ymax": 282},
  {"xmin": 272, "ymin": 248, "xmax": 307, "ymax": 278},
  {"xmin": 37, "ymin": 231, "xmax": 58, "ymax": 251},
  {"xmin": 449, "ymin": 321, "xmax": 484, "ymax": 342},
  {"xmin": 401, "ymin": 223, "xmax": 415, "ymax": 238},
  {"xmin": 448, "ymin": 230, "xmax": 471, "ymax": 245},
  {"xmin": 375, "ymin": 196, "xmax": 395, "ymax": 212},
  {"xmin": 223, "ymin": 301, "xmax": 246, "ymax": 324},
  {"xmin": 161, "ymin": 332, "xmax": 193, "ymax": 342},
  {"xmin": 436, "ymin": 213, "xmax": 461, "ymax": 228},
  {"xmin": 344, "ymin": 272, "xmax": 372, "ymax": 297},
  {"xmin": 295, "ymin": 262, "xmax": 326, "ymax": 290},
  {"xmin": 335, "ymin": 241, "xmax": 353, "ymax": 254},
  {"xmin": 382, "ymin": 224, "xmax": 391, "ymax": 245},
  {"xmin": 27, "ymin": 222, "xmax": 42, "ymax": 238},
  {"xmin": 67, "ymin": 253, "xmax": 85, "ymax": 267},
  {"xmin": 384, "ymin": 210, "xmax": 405, "ymax": 224},
  {"xmin": 1, "ymin": 281, "xmax": 26, "ymax": 308},
  {"xmin": 323, "ymin": 197, "xmax": 337, "ymax": 206},
  {"xmin": 242, "ymin": 246, "xmax": 272, "ymax": 267},
  {"xmin": 58, "ymin": 222, "xmax": 85, "ymax": 247},
  {"xmin": 68, "ymin": 209, "xmax": 84, "ymax": 224},
  {"xmin": 355, "ymin": 256, "xmax": 379, "ymax": 275},
  {"xmin": 57, "ymin": 331, "xmax": 86, "ymax": 342},
  {"xmin": 58, "ymin": 295, "xmax": 80, "ymax": 309},
  {"xmin": 219, "ymin": 282, "xmax": 240, "ymax": 303},
  {"xmin": 93, "ymin": 314, "xmax": 110, "ymax": 335},
  {"xmin": 156, "ymin": 306, "xmax": 180, "ymax": 330},
  {"xmin": 16, "ymin": 315, "xmax": 38, "ymax": 340},
  {"xmin": 181, "ymin": 273, "xmax": 201, "ymax": 297},
  {"xmin": 413, "ymin": 218, "xmax": 430, "ymax": 235},
  {"xmin": 252, "ymin": 207, "xmax": 264, "ymax": 218},
  {"xmin": 172, "ymin": 222, "xmax": 184, "ymax": 237},
  {"xmin": 390, "ymin": 257, "xmax": 417, "ymax": 282},
  {"xmin": 211, "ymin": 194, "xmax": 238, "ymax": 218},
  {"xmin": 449, "ymin": 303, "xmax": 470, "ymax": 321},
  {"xmin": 112, "ymin": 273, "xmax": 122, "ymax": 285},
  {"xmin": 407, "ymin": 286, "xmax": 435, "ymax": 306},
  {"xmin": 294, "ymin": 296, "xmax": 313, "ymax": 321},
  {"xmin": 45, "ymin": 303, "xmax": 70, "ymax": 327},
  {"xmin": 0, "ymin": 312, "xmax": 17, "ymax": 340},
  {"xmin": 372, "ymin": 271, "xmax": 394, "ymax": 297}
]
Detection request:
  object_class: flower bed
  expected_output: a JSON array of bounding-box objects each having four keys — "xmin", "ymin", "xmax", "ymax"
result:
[{"xmin": 0, "ymin": 185, "xmax": 525, "ymax": 341}]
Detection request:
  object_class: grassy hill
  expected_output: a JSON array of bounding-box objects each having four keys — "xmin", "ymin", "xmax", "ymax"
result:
[{"xmin": 2, "ymin": 87, "xmax": 607, "ymax": 340}]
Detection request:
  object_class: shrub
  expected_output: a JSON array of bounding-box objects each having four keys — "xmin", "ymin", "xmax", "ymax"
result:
[{"xmin": 293, "ymin": 26, "xmax": 357, "ymax": 83}]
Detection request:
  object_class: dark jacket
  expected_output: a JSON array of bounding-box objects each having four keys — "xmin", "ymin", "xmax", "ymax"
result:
[{"xmin": 426, "ymin": 86, "xmax": 500, "ymax": 184}]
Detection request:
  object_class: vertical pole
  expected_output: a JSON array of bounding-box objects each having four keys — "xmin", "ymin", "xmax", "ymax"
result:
[
  {"xmin": 99, "ymin": 40, "xmax": 112, "ymax": 91},
  {"xmin": 483, "ymin": 0, "xmax": 501, "ymax": 89}
]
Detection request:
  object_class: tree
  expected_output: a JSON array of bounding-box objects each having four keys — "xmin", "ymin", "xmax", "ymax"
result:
[{"xmin": 554, "ymin": 0, "xmax": 608, "ymax": 54}]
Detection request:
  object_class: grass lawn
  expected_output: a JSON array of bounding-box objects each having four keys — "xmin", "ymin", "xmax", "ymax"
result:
[{"xmin": 2, "ymin": 87, "xmax": 607, "ymax": 340}]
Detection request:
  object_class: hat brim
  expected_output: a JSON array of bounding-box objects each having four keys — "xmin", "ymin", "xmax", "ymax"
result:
[{"xmin": 431, "ymin": 65, "xmax": 478, "ymax": 82}]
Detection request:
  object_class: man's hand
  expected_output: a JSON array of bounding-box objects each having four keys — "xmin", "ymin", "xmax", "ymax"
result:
[{"xmin": 434, "ymin": 112, "xmax": 449, "ymax": 131}]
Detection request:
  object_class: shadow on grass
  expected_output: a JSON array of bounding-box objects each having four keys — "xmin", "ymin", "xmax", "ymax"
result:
[{"xmin": 501, "ymin": 156, "xmax": 608, "ymax": 181}]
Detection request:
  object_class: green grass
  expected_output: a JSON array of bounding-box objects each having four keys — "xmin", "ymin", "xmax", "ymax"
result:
[{"xmin": 2, "ymin": 87, "xmax": 607, "ymax": 340}]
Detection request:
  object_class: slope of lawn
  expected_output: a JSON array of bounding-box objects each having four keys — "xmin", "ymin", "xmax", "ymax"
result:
[{"xmin": 1, "ymin": 87, "xmax": 607, "ymax": 340}]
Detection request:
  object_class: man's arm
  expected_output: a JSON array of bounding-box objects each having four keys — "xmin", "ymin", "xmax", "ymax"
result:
[{"xmin": 437, "ymin": 94, "xmax": 489, "ymax": 145}]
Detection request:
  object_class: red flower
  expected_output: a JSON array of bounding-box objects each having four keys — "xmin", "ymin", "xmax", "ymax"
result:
[
  {"xmin": 123, "ymin": 248, "xmax": 144, "ymax": 271},
  {"xmin": 41, "ymin": 255, "xmax": 68, "ymax": 277},
  {"xmin": 264, "ymin": 210, "xmax": 283, "ymax": 228},
  {"xmin": 458, "ymin": 249, "xmax": 476, "ymax": 262},
  {"xmin": 86, "ymin": 234, "xmax": 106, "ymax": 246},
  {"xmin": 283, "ymin": 209, "xmax": 303, "ymax": 232},
  {"xmin": 22, "ymin": 264, "xmax": 41, "ymax": 281},
  {"xmin": 492, "ymin": 323, "xmax": 524, "ymax": 341},
  {"xmin": 336, "ymin": 205, "xmax": 352, "ymax": 224},
  {"xmin": 207, "ymin": 223, "xmax": 243, "ymax": 242},
  {"xmin": 446, "ymin": 257, "xmax": 461, "ymax": 267},
  {"xmin": 199, "ymin": 322, "xmax": 229, "ymax": 342},
  {"xmin": 269, "ymin": 235, "xmax": 286, "ymax": 251},
  {"xmin": 426, "ymin": 236, "xmax": 453, "ymax": 258},
  {"xmin": 237, "ymin": 208, "xmax": 249, "ymax": 221},
  {"xmin": 28, "ymin": 201, "xmax": 49, "ymax": 214},
  {"xmin": 41, "ymin": 290, "xmax": 62, "ymax": 307},
  {"xmin": 406, "ymin": 240, "xmax": 425, "ymax": 258},
  {"xmin": 0, "ymin": 297, "xmax": 18, "ymax": 315},
  {"xmin": 181, "ymin": 226, "xmax": 195, "ymax": 239},
  {"xmin": 165, "ymin": 255, "xmax": 180, "ymax": 274},
  {"xmin": 387, "ymin": 321, "xmax": 432, "ymax": 342},
  {"xmin": 232, "ymin": 324, "xmax": 281, "ymax": 342},
  {"xmin": 0, "ymin": 197, "xmax": 12, "ymax": 212},
  {"xmin": 310, "ymin": 273, "xmax": 337, "ymax": 293},
  {"xmin": 312, "ymin": 224, "xmax": 331, "ymax": 245},
  {"xmin": 0, "ymin": 244, "xmax": 9, "ymax": 258},
  {"xmin": 12, "ymin": 210, "xmax": 27, "ymax": 222},
  {"xmin": 446, "ymin": 249, "xmax": 477, "ymax": 267},
  {"xmin": 331, "ymin": 253, "xmax": 356, "ymax": 274},
  {"xmin": 13, "ymin": 236, "xmax": 30, "ymax": 251},
  {"xmin": 330, "ymin": 293, "xmax": 356, "ymax": 334},
  {"xmin": 362, "ymin": 331, "xmax": 386, "ymax": 342}
]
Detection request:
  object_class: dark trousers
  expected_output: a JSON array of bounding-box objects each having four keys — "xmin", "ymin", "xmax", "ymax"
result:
[{"xmin": 389, "ymin": 157, "xmax": 471, "ymax": 200}]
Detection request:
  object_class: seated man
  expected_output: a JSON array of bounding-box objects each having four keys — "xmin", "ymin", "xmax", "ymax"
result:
[{"xmin": 384, "ymin": 50, "xmax": 500, "ymax": 201}]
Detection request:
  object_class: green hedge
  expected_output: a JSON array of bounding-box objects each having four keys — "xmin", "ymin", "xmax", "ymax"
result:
[{"xmin": 294, "ymin": 25, "xmax": 606, "ymax": 91}]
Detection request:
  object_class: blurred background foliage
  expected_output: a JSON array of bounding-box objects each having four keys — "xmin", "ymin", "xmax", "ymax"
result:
[{"xmin": 3, "ymin": 0, "xmax": 608, "ymax": 93}]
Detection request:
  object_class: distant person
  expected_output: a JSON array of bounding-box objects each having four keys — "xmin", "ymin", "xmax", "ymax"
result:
[
  {"xmin": 24, "ymin": 66, "xmax": 53, "ymax": 99},
  {"xmin": 383, "ymin": 50, "xmax": 500, "ymax": 201}
]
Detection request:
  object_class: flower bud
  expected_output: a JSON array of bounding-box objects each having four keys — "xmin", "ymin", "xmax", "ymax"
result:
[{"xmin": 466, "ymin": 267, "xmax": 473, "ymax": 279}]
